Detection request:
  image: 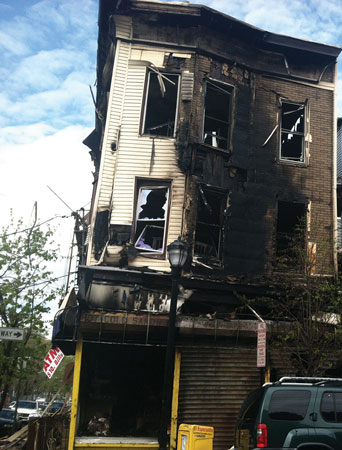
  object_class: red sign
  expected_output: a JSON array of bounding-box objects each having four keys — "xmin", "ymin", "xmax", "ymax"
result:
[
  {"xmin": 43, "ymin": 347, "xmax": 64, "ymax": 379},
  {"xmin": 257, "ymin": 322, "xmax": 267, "ymax": 367}
]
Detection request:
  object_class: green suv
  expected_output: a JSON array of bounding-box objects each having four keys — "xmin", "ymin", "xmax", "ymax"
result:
[{"xmin": 234, "ymin": 377, "xmax": 342, "ymax": 450}]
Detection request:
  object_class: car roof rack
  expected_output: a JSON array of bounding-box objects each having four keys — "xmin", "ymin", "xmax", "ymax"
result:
[{"xmin": 277, "ymin": 377, "xmax": 342, "ymax": 385}]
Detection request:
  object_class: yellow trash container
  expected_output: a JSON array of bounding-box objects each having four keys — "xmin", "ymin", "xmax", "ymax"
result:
[{"xmin": 177, "ymin": 424, "xmax": 214, "ymax": 450}]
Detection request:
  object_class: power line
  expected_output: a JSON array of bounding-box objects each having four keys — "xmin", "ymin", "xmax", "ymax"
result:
[{"xmin": 0, "ymin": 215, "xmax": 70, "ymax": 238}]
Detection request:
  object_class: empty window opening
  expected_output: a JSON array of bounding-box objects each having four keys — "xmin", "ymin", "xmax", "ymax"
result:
[
  {"xmin": 194, "ymin": 187, "xmax": 226, "ymax": 261},
  {"xmin": 276, "ymin": 201, "xmax": 306, "ymax": 262},
  {"xmin": 93, "ymin": 209, "xmax": 110, "ymax": 260},
  {"xmin": 143, "ymin": 71, "xmax": 179, "ymax": 137},
  {"xmin": 280, "ymin": 102, "xmax": 305, "ymax": 162},
  {"xmin": 203, "ymin": 80, "xmax": 232, "ymax": 150},
  {"xmin": 134, "ymin": 186, "xmax": 169, "ymax": 254},
  {"xmin": 78, "ymin": 344, "xmax": 165, "ymax": 438}
]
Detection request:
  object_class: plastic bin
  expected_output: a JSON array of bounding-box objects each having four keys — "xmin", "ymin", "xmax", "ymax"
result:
[{"xmin": 177, "ymin": 424, "xmax": 214, "ymax": 450}]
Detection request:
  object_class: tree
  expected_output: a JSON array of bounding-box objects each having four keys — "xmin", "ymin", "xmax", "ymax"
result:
[
  {"xmin": 0, "ymin": 214, "xmax": 62, "ymax": 411},
  {"xmin": 259, "ymin": 220, "xmax": 342, "ymax": 377}
]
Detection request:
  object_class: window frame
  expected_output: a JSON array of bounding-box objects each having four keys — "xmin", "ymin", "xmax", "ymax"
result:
[
  {"xmin": 268, "ymin": 389, "xmax": 311, "ymax": 421},
  {"xmin": 193, "ymin": 185, "xmax": 227, "ymax": 264},
  {"xmin": 279, "ymin": 100, "xmax": 307, "ymax": 164},
  {"xmin": 202, "ymin": 78, "xmax": 233, "ymax": 151},
  {"xmin": 320, "ymin": 392, "xmax": 342, "ymax": 423},
  {"xmin": 141, "ymin": 69, "xmax": 181, "ymax": 138},
  {"xmin": 133, "ymin": 179, "xmax": 171, "ymax": 257}
]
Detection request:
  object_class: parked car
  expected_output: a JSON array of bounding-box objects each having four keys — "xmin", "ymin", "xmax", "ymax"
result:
[
  {"xmin": 234, "ymin": 377, "xmax": 342, "ymax": 450},
  {"xmin": 48, "ymin": 401, "xmax": 64, "ymax": 414},
  {"xmin": 0, "ymin": 408, "xmax": 15, "ymax": 436},
  {"xmin": 9, "ymin": 400, "xmax": 38, "ymax": 422},
  {"xmin": 28, "ymin": 400, "xmax": 65, "ymax": 419}
]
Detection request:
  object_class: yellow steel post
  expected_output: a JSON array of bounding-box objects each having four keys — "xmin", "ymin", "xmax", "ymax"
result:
[
  {"xmin": 264, "ymin": 365, "xmax": 271, "ymax": 383},
  {"xmin": 170, "ymin": 350, "xmax": 181, "ymax": 450},
  {"xmin": 68, "ymin": 340, "xmax": 83, "ymax": 450}
]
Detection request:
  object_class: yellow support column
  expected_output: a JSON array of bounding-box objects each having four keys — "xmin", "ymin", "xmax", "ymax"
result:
[
  {"xmin": 170, "ymin": 350, "xmax": 181, "ymax": 450},
  {"xmin": 264, "ymin": 366, "xmax": 271, "ymax": 383},
  {"xmin": 68, "ymin": 340, "xmax": 83, "ymax": 450}
]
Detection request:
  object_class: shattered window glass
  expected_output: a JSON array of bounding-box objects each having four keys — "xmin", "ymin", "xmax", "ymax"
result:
[
  {"xmin": 280, "ymin": 102, "xmax": 305, "ymax": 162},
  {"xmin": 194, "ymin": 187, "xmax": 225, "ymax": 261},
  {"xmin": 203, "ymin": 80, "xmax": 232, "ymax": 150},
  {"xmin": 135, "ymin": 187, "xmax": 169, "ymax": 253},
  {"xmin": 143, "ymin": 71, "xmax": 179, "ymax": 137}
]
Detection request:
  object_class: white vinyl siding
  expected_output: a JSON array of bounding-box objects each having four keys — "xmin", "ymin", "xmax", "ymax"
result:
[{"xmin": 89, "ymin": 42, "xmax": 186, "ymax": 271}]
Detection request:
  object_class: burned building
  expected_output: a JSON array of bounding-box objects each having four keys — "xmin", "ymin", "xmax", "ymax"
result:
[{"xmin": 54, "ymin": 1, "xmax": 341, "ymax": 449}]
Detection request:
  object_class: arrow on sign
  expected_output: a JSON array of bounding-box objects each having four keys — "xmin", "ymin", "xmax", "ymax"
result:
[{"xmin": 0, "ymin": 327, "xmax": 25, "ymax": 341}]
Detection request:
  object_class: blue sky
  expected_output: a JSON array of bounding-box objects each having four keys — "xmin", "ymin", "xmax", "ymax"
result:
[{"xmin": 0, "ymin": 0, "xmax": 341, "ymax": 299}]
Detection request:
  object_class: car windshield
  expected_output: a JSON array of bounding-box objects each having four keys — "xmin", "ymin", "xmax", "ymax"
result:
[
  {"xmin": 18, "ymin": 401, "xmax": 36, "ymax": 409},
  {"xmin": 49, "ymin": 402, "xmax": 64, "ymax": 410},
  {"xmin": 0, "ymin": 409, "xmax": 15, "ymax": 419}
]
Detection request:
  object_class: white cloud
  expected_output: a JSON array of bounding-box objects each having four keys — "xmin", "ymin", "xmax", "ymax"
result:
[
  {"xmin": 0, "ymin": 125, "xmax": 93, "ymax": 227},
  {"xmin": 0, "ymin": 0, "xmax": 97, "ymax": 129},
  {"xmin": 10, "ymin": 49, "xmax": 87, "ymax": 92},
  {"xmin": 0, "ymin": 124, "xmax": 94, "ymax": 319},
  {"xmin": 0, "ymin": 123, "xmax": 55, "ymax": 147}
]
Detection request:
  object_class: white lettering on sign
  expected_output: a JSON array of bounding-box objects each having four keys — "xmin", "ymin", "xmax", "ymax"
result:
[
  {"xmin": 43, "ymin": 347, "xmax": 64, "ymax": 379},
  {"xmin": 257, "ymin": 322, "xmax": 267, "ymax": 367}
]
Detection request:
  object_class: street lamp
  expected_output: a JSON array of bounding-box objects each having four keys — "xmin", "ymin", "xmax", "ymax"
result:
[{"xmin": 159, "ymin": 238, "xmax": 190, "ymax": 450}]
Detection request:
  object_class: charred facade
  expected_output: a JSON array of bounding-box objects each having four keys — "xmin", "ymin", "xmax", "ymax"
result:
[{"xmin": 55, "ymin": 2, "xmax": 341, "ymax": 450}]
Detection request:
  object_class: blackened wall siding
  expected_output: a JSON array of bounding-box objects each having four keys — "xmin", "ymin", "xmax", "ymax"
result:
[{"xmin": 178, "ymin": 347, "xmax": 261, "ymax": 450}]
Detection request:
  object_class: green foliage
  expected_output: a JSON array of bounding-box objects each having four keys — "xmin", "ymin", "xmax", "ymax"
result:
[
  {"xmin": 259, "ymin": 219, "xmax": 342, "ymax": 376},
  {"xmin": 0, "ymin": 213, "xmax": 63, "ymax": 409}
]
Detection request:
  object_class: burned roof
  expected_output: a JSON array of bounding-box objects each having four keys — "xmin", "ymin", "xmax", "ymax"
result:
[{"xmin": 99, "ymin": 0, "xmax": 341, "ymax": 58}]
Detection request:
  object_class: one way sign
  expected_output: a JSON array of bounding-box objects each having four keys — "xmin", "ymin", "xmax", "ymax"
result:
[{"xmin": 0, "ymin": 327, "xmax": 24, "ymax": 341}]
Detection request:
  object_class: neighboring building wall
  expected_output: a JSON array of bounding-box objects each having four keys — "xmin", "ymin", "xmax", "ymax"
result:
[
  {"xmin": 337, "ymin": 117, "xmax": 342, "ymax": 179},
  {"xmin": 337, "ymin": 118, "xmax": 342, "ymax": 249}
]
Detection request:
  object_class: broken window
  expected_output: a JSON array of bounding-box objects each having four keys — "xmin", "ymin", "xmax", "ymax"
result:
[
  {"xmin": 280, "ymin": 101, "xmax": 306, "ymax": 162},
  {"xmin": 203, "ymin": 80, "xmax": 232, "ymax": 150},
  {"xmin": 194, "ymin": 187, "xmax": 226, "ymax": 262},
  {"xmin": 134, "ymin": 183, "xmax": 169, "ymax": 254},
  {"xmin": 142, "ymin": 70, "xmax": 180, "ymax": 137},
  {"xmin": 276, "ymin": 201, "xmax": 306, "ymax": 265}
]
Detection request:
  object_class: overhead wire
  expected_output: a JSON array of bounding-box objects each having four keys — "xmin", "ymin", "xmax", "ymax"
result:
[{"xmin": 0, "ymin": 215, "xmax": 70, "ymax": 238}]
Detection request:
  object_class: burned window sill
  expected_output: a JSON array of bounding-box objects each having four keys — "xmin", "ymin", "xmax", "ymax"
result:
[
  {"xmin": 278, "ymin": 158, "xmax": 308, "ymax": 167},
  {"xmin": 140, "ymin": 133, "xmax": 176, "ymax": 140},
  {"xmin": 193, "ymin": 256, "xmax": 223, "ymax": 270},
  {"xmin": 138, "ymin": 251, "xmax": 167, "ymax": 260},
  {"xmin": 194, "ymin": 141, "xmax": 232, "ymax": 156}
]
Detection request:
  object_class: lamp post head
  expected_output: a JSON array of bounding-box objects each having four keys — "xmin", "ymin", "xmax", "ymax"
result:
[{"xmin": 167, "ymin": 238, "xmax": 190, "ymax": 269}]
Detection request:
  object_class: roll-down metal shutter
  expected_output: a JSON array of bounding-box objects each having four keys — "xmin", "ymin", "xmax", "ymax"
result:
[{"xmin": 178, "ymin": 346, "xmax": 260, "ymax": 450}]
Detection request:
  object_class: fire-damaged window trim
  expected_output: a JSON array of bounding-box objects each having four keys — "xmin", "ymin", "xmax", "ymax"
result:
[
  {"xmin": 193, "ymin": 185, "xmax": 228, "ymax": 266},
  {"xmin": 202, "ymin": 78, "xmax": 234, "ymax": 151},
  {"xmin": 141, "ymin": 68, "xmax": 181, "ymax": 138},
  {"xmin": 279, "ymin": 99, "xmax": 310, "ymax": 165},
  {"xmin": 132, "ymin": 178, "xmax": 172, "ymax": 258}
]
